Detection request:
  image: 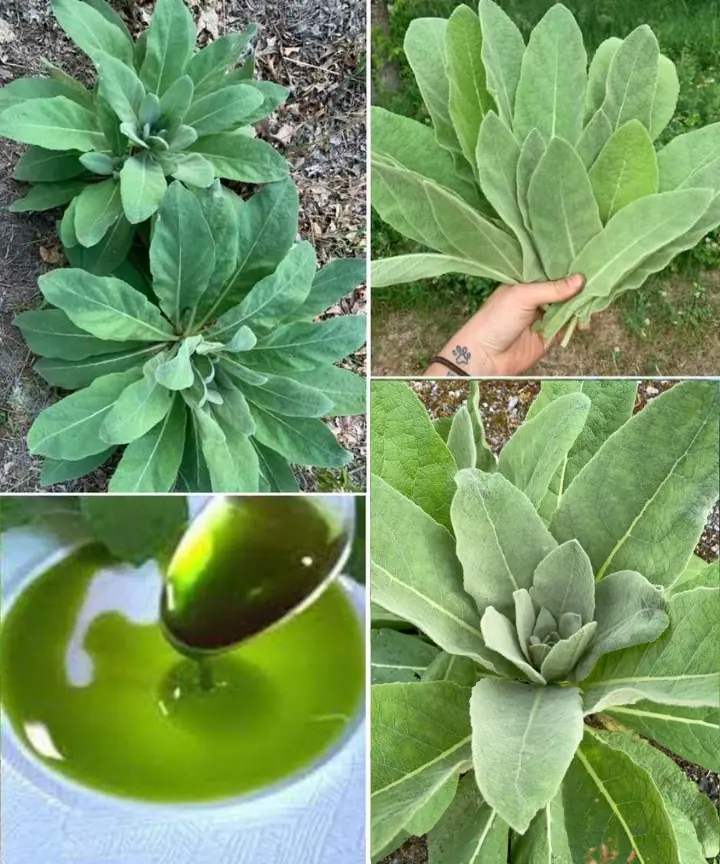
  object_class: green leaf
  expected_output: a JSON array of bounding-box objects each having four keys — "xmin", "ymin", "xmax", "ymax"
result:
[
  {"xmin": 13, "ymin": 309, "xmax": 143, "ymax": 361},
  {"xmin": 28, "ymin": 368, "xmax": 142, "ymax": 459},
  {"xmin": 528, "ymin": 137, "xmax": 603, "ymax": 279},
  {"xmin": 475, "ymin": 112, "xmax": 542, "ymax": 281},
  {"xmin": 251, "ymin": 315, "xmax": 366, "ymax": 369},
  {"xmin": 139, "ymin": 93, "xmax": 161, "ymax": 126},
  {"xmin": 511, "ymin": 793, "xmax": 573, "ymax": 864},
  {"xmin": 0, "ymin": 75, "xmax": 89, "ymax": 113},
  {"xmin": 187, "ymin": 28, "xmax": 257, "ymax": 94},
  {"xmin": 210, "ymin": 242, "xmax": 316, "ymax": 338},
  {"xmin": 370, "ymin": 253, "xmax": 499, "ymax": 288},
  {"xmin": 139, "ymin": 0, "xmax": 195, "ymax": 95},
  {"xmin": 574, "ymin": 569, "xmax": 669, "ymax": 681},
  {"xmin": 82, "ymin": 0, "xmax": 133, "ymax": 42},
  {"xmin": 468, "ymin": 383, "xmax": 498, "ymax": 473},
  {"xmin": 108, "ymin": 393, "xmax": 186, "ymax": 492},
  {"xmin": 249, "ymin": 407, "xmax": 351, "ymax": 468},
  {"xmin": 451, "ymin": 469, "xmax": 557, "ymax": 618},
  {"xmin": 0, "ymin": 96, "xmax": 106, "ymax": 152},
  {"xmin": 239, "ymin": 80, "xmax": 289, "ymax": 125},
  {"xmin": 446, "ymin": 405, "xmax": 476, "ymax": 470},
  {"xmin": 167, "ymin": 124, "xmax": 198, "ymax": 150},
  {"xmin": 651, "ymin": 56, "xmax": 680, "ymax": 140},
  {"xmin": 96, "ymin": 51, "xmax": 145, "ymax": 123},
  {"xmin": 669, "ymin": 556, "xmax": 719, "ymax": 596},
  {"xmin": 176, "ymin": 411, "xmax": 212, "ymax": 491},
  {"xmin": 63, "ymin": 214, "xmax": 135, "ymax": 276},
  {"xmin": 253, "ymin": 440, "xmax": 299, "ymax": 492},
  {"xmin": 563, "ymin": 730, "xmax": 680, "ymax": 864},
  {"xmin": 212, "ymin": 371, "xmax": 255, "ymax": 436},
  {"xmin": 184, "ymin": 85, "xmax": 263, "ymax": 137},
  {"xmin": 550, "ymin": 382, "xmax": 719, "ymax": 586},
  {"xmin": 585, "ymin": 37, "xmax": 622, "ymax": 121},
  {"xmin": 371, "ymin": 107, "xmax": 481, "ymax": 209},
  {"xmin": 370, "ymin": 380, "xmax": 457, "ymax": 529},
  {"xmin": 583, "ymin": 588, "xmax": 720, "ymax": 713},
  {"xmin": 149, "ymin": 181, "xmax": 216, "ymax": 326},
  {"xmin": 284, "ymin": 366, "xmax": 365, "ymax": 416},
  {"xmin": 590, "ymin": 120, "xmax": 659, "ymax": 223},
  {"xmin": 119, "ymin": 153, "xmax": 167, "ymax": 224},
  {"xmin": 193, "ymin": 406, "xmax": 259, "ymax": 492},
  {"xmin": 576, "ymin": 108, "xmax": 614, "ymax": 169},
  {"xmin": 445, "ymin": 5, "xmax": 493, "ymax": 171},
  {"xmin": 480, "ymin": 607, "xmax": 546, "ymax": 684},
  {"xmin": 539, "ymin": 622, "xmax": 598, "ymax": 682},
  {"xmin": 370, "ymin": 681, "xmax": 472, "ymax": 856},
  {"xmin": 478, "ymin": 0, "xmax": 525, "ymax": 128},
  {"xmin": 39, "ymin": 448, "xmax": 116, "ymax": 487},
  {"xmin": 541, "ymin": 190, "xmax": 714, "ymax": 340},
  {"xmin": 158, "ymin": 75, "xmax": 194, "ymax": 121},
  {"xmin": 405, "ymin": 774, "xmax": 459, "ymax": 837},
  {"xmin": 596, "ymin": 730, "xmax": 720, "ymax": 858},
  {"xmin": 605, "ymin": 702, "xmax": 720, "ymax": 773},
  {"xmin": 421, "ymin": 652, "xmax": 478, "ymax": 687},
  {"xmin": 101, "ymin": 355, "xmax": 173, "ymax": 444},
  {"xmin": 427, "ymin": 773, "xmax": 509, "ymax": 864},
  {"xmin": 498, "ymin": 392, "xmax": 591, "ymax": 510},
  {"xmin": 531, "ymin": 540, "xmax": 595, "ymax": 624},
  {"xmin": 470, "ymin": 679, "xmax": 584, "ymax": 833},
  {"xmin": 288, "ymin": 257, "xmax": 366, "ymax": 322},
  {"xmin": 371, "ymin": 629, "xmax": 440, "ymax": 684},
  {"xmin": 241, "ymin": 375, "xmax": 333, "ymax": 418},
  {"xmin": 38, "ymin": 268, "xmax": 176, "ymax": 342},
  {"xmin": 658, "ymin": 122, "xmax": 720, "ymax": 191},
  {"xmin": 403, "ymin": 18, "xmax": 460, "ymax": 156},
  {"xmin": 73, "ymin": 178, "xmax": 123, "ymax": 247},
  {"xmin": 80, "ymin": 496, "xmax": 188, "ymax": 566},
  {"xmin": 79, "ymin": 152, "xmax": 115, "ymax": 174},
  {"xmin": 516, "ymin": 127, "xmax": 546, "ymax": 231},
  {"xmin": 154, "ymin": 338, "xmax": 200, "ymax": 390},
  {"xmin": 187, "ymin": 132, "xmax": 289, "ymax": 183},
  {"xmin": 52, "ymin": 0, "xmax": 134, "ymax": 66},
  {"xmin": 13, "ymin": 147, "xmax": 84, "ymax": 182},
  {"xmin": 170, "ymin": 153, "xmax": 215, "ymax": 187},
  {"xmin": 372, "ymin": 475, "xmax": 501, "ymax": 669},
  {"xmin": 9, "ymin": 179, "xmax": 88, "ymax": 213},
  {"xmin": 601, "ymin": 25, "xmax": 659, "ymax": 133},
  {"xmin": 34, "ymin": 344, "xmax": 161, "ymax": 389},
  {"xmin": 513, "ymin": 4, "xmax": 586, "ymax": 145}
]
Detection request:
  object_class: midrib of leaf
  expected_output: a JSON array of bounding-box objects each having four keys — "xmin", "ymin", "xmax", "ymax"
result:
[
  {"xmin": 596, "ymin": 405, "xmax": 713, "ymax": 579},
  {"xmin": 58, "ymin": 282, "xmax": 173, "ymax": 341},
  {"xmin": 38, "ymin": 344, "xmax": 160, "ymax": 375},
  {"xmin": 372, "ymin": 561, "xmax": 485, "ymax": 643},
  {"xmin": 470, "ymin": 811, "xmax": 497, "ymax": 863},
  {"xmin": 512, "ymin": 688, "xmax": 542, "ymax": 804},
  {"xmin": 544, "ymin": 805, "xmax": 553, "ymax": 864},
  {"xmin": 575, "ymin": 746, "xmax": 647, "ymax": 864},
  {"xmin": 96, "ymin": 183, "xmax": 121, "ymax": 224},
  {"xmin": 606, "ymin": 146, "xmax": 631, "ymax": 220},
  {"xmin": 372, "ymin": 662, "xmax": 426, "ymax": 671},
  {"xmin": 128, "ymin": 400, "xmax": 175, "ymax": 490},
  {"xmin": 608, "ymin": 705, "xmax": 718, "ymax": 730},
  {"xmin": 473, "ymin": 480, "xmax": 520, "ymax": 592},
  {"xmin": 370, "ymin": 734, "xmax": 471, "ymax": 797},
  {"xmin": 609, "ymin": 50, "xmax": 643, "ymax": 131},
  {"xmin": 32, "ymin": 402, "xmax": 115, "ymax": 451},
  {"xmin": 588, "ymin": 672, "xmax": 714, "ymax": 686},
  {"xmin": 550, "ymin": 35, "xmax": 561, "ymax": 139}
]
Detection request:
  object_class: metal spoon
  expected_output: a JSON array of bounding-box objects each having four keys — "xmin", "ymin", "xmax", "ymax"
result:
[{"xmin": 160, "ymin": 495, "xmax": 354, "ymax": 659}]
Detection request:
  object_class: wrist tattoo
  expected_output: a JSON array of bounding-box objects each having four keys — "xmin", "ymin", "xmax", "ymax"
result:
[{"xmin": 452, "ymin": 345, "xmax": 471, "ymax": 366}]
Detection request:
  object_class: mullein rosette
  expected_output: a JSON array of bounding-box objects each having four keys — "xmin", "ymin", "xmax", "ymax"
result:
[
  {"xmin": 15, "ymin": 179, "xmax": 367, "ymax": 492},
  {"xmin": 0, "ymin": 0, "xmax": 289, "ymax": 273}
]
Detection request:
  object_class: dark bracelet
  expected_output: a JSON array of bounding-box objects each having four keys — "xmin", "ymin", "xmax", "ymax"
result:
[{"xmin": 428, "ymin": 355, "xmax": 471, "ymax": 377}]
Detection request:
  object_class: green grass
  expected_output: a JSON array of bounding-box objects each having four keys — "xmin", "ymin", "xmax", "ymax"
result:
[{"xmin": 372, "ymin": 0, "xmax": 720, "ymax": 318}]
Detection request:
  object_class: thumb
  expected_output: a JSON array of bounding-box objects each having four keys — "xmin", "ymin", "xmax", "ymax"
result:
[{"xmin": 520, "ymin": 274, "xmax": 585, "ymax": 309}]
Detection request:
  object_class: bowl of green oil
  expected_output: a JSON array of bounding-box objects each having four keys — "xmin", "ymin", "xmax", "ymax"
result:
[{"xmin": 0, "ymin": 495, "xmax": 365, "ymax": 810}]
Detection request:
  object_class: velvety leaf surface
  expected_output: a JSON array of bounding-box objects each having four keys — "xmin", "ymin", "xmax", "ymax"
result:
[
  {"xmin": 452, "ymin": 469, "xmax": 557, "ymax": 617},
  {"xmin": 574, "ymin": 569, "xmax": 669, "ymax": 681},
  {"xmin": 658, "ymin": 122, "xmax": 720, "ymax": 191},
  {"xmin": 52, "ymin": 0, "xmax": 134, "ymax": 66},
  {"xmin": 249, "ymin": 408, "xmax": 350, "ymax": 468},
  {"xmin": 34, "ymin": 344, "xmax": 160, "ymax": 390},
  {"xmin": 582, "ymin": 588, "xmax": 720, "ymax": 713},
  {"xmin": 292, "ymin": 256, "xmax": 366, "ymax": 322},
  {"xmin": 96, "ymin": 51, "xmax": 145, "ymax": 123},
  {"xmin": 601, "ymin": 25, "xmax": 659, "ymax": 133},
  {"xmin": 540, "ymin": 622, "xmax": 597, "ymax": 682},
  {"xmin": 516, "ymin": 127, "xmax": 546, "ymax": 231},
  {"xmin": 101, "ymin": 355, "xmax": 173, "ymax": 445},
  {"xmin": 404, "ymin": 773, "xmax": 459, "ymax": 837},
  {"xmin": 0, "ymin": 96, "xmax": 106, "ymax": 152},
  {"xmin": 421, "ymin": 652, "xmax": 478, "ymax": 687},
  {"xmin": 470, "ymin": 679, "xmax": 584, "ymax": 833},
  {"xmin": 139, "ymin": 0, "xmax": 195, "ymax": 95},
  {"xmin": 193, "ymin": 408, "xmax": 259, "ymax": 492},
  {"xmin": 531, "ymin": 540, "xmax": 595, "ymax": 624},
  {"xmin": 120, "ymin": 154, "xmax": 167, "ymax": 224},
  {"xmin": 478, "ymin": 0, "xmax": 525, "ymax": 128},
  {"xmin": 187, "ymin": 131, "xmax": 289, "ymax": 183},
  {"xmin": 74, "ymin": 178, "xmax": 124, "ymax": 248},
  {"xmin": 9, "ymin": 179, "xmax": 88, "ymax": 213},
  {"xmin": 371, "ymin": 629, "xmax": 440, "ymax": 685},
  {"xmin": 371, "ymin": 381, "xmax": 457, "ymax": 529},
  {"xmin": 511, "ymin": 792, "xmax": 573, "ymax": 864},
  {"xmin": 480, "ymin": 607, "xmax": 545, "ymax": 683},
  {"xmin": 427, "ymin": 773, "xmax": 509, "ymax": 864},
  {"xmin": 184, "ymin": 85, "xmax": 263, "ymax": 137},
  {"xmin": 39, "ymin": 448, "xmax": 116, "ymax": 487},
  {"xmin": 447, "ymin": 405, "xmax": 476, "ymax": 470},
  {"xmin": 585, "ymin": 37, "xmax": 621, "ymax": 120},
  {"xmin": 371, "ymin": 682, "xmax": 472, "ymax": 855},
  {"xmin": 14, "ymin": 309, "xmax": 143, "ymax": 361},
  {"xmin": 370, "ymin": 253, "xmax": 496, "ymax": 288},
  {"xmin": 550, "ymin": 381, "xmax": 719, "ymax": 586},
  {"xmin": 651, "ymin": 56, "xmax": 680, "ymax": 140},
  {"xmin": 13, "ymin": 146, "xmax": 84, "ymax": 182},
  {"xmin": 513, "ymin": 4, "xmax": 586, "ymax": 145},
  {"xmin": 590, "ymin": 120, "xmax": 659, "ymax": 222},
  {"xmin": 564, "ymin": 730, "xmax": 680, "ymax": 864}
]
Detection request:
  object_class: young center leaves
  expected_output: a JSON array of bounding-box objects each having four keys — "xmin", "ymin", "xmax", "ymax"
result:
[
  {"xmin": 0, "ymin": 0, "xmax": 289, "ymax": 270},
  {"xmin": 370, "ymin": 0, "xmax": 720, "ymax": 343},
  {"xmin": 16, "ymin": 179, "xmax": 366, "ymax": 492},
  {"xmin": 369, "ymin": 379, "xmax": 720, "ymax": 862}
]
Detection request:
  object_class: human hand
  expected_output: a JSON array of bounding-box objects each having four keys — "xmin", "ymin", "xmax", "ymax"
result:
[{"xmin": 425, "ymin": 274, "xmax": 585, "ymax": 377}]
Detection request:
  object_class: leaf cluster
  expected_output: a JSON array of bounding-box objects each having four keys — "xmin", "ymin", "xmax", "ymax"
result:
[
  {"xmin": 370, "ymin": 379, "xmax": 720, "ymax": 862},
  {"xmin": 0, "ymin": 0, "xmax": 289, "ymax": 269},
  {"xmin": 14, "ymin": 179, "xmax": 367, "ymax": 491},
  {"xmin": 371, "ymin": 0, "xmax": 720, "ymax": 342}
]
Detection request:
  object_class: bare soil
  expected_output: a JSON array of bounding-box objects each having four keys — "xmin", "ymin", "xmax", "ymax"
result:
[{"xmin": 0, "ymin": 0, "xmax": 367, "ymax": 492}]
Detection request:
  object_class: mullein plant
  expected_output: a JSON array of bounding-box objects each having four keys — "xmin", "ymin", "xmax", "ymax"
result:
[
  {"xmin": 371, "ymin": 0, "xmax": 720, "ymax": 342},
  {"xmin": 0, "ymin": 0, "xmax": 289, "ymax": 273},
  {"xmin": 370, "ymin": 380, "xmax": 720, "ymax": 863},
  {"xmin": 15, "ymin": 180, "xmax": 367, "ymax": 492}
]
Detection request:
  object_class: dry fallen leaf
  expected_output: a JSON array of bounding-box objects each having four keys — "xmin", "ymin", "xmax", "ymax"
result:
[
  {"xmin": 272, "ymin": 124, "xmax": 295, "ymax": 145},
  {"xmin": 39, "ymin": 246, "xmax": 65, "ymax": 266}
]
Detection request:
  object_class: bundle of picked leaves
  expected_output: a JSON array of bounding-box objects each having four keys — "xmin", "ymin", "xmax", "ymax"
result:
[
  {"xmin": 371, "ymin": 0, "xmax": 720, "ymax": 343},
  {"xmin": 370, "ymin": 380, "xmax": 720, "ymax": 862},
  {"xmin": 15, "ymin": 179, "xmax": 366, "ymax": 492},
  {"xmin": 0, "ymin": 0, "xmax": 288, "ymax": 272}
]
